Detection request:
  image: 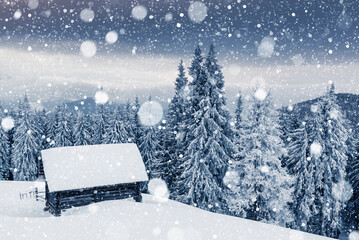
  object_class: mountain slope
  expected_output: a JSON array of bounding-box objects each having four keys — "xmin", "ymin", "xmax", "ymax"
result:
[{"xmin": 282, "ymin": 93, "xmax": 359, "ymax": 135}]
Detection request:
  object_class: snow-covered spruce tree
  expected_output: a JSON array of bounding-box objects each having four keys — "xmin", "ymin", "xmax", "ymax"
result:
[
  {"xmin": 43, "ymin": 109, "xmax": 57, "ymax": 148},
  {"xmin": 11, "ymin": 95, "xmax": 42, "ymax": 180},
  {"xmin": 347, "ymin": 139, "xmax": 359, "ymax": 230},
  {"xmin": 73, "ymin": 111, "xmax": 93, "ymax": 146},
  {"xmin": 286, "ymin": 118, "xmax": 316, "ymax": 231},
  {"xmin": 124, "ymin": 100, "xmax": 135, "ymax": 143},
  {"xmin": 37, "ymin": 109, "xmax": 48, "ymax": 150},
  {"xmin": 53, "ymin": 104, "xmax": 73, "ymax": 147},
  {"xmin": 6, "ymin": 109, "xmax": 17, "ymax": 180},
  {"xmin": 229, "ymin": 89, "xmax": 293, "ymax": 226},
  {"xmin": 33, "ymin": 108, "xmax": 47, "ymax": 174},
  {"xmin": 0, "ymin": 127, "xmax": 10, "ymax": 180},
  {"xmin": 235, "ymin": 90, "xmax": 243, "ymax": 130},
  {"xmin": 93, "ymin": 103, "xmax": 110, "ymax": 145},
  {"xmin": 0, "ymin": 107, "xmax": 10, "ymax": 180},
  {"xmin": 139, "ymin": 126, "xmax": 163, "ymax": 183},
  {"xmin": 175, "ymin": 45, "xmax": 237, "ymax": 213},
  {"xmin": 102, "ymin": 107, "xmax": 129, "ymax": 144},
  {"xmin": 306, "ymin": 84, "xmax": 350, "ymax": 238},
  {"xmin": 170, "ymin": 46, "xmax": 207, "ymax": 200},
  {"xmin": 164, "ymin": 60, "xmax": 188, "ymax": 188},
  {"xmin": 132, "ymin": 97, "xmax": 143, "ymax": 144}
]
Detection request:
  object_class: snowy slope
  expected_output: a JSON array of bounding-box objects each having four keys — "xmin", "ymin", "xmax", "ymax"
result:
[{"xmin": 0, "ymin": 181, "xmax": 332, "ymax": 240}]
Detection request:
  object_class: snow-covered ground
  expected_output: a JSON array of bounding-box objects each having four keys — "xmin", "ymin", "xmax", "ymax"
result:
[{"xmin": 0, "ymin": 181, "xmax": 331, "ymax": 240}]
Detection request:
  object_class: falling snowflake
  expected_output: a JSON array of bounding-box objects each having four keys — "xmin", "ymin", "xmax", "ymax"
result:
[
  {"xmin": 28, "ymin": 0, "xmax": 39, "ymax": 10},
  {"xmin": 223, "ymin": 171, "xmax": 239, "ymax": 189},
  {"xmin": 80, "ymin": 8, "xmax": 95, "ymax": 22},
  {"xmin": 13, "ymin": 10, "xmax": 22, "ymax": 20},
  {"xmin": 131, "ymin": 5, "xmax": 147, "ymax": 20},
  {"xmin": 310, "ymin": 142, "xmax": 322, "ymax": 156},
  {"xmin": 332, "ymin": 180, "xmax": 353, "ymax": 202},
  {"xmin": 349, "ymin": 231, "xmax": 359, "ymax": 240},
  {"xmin": 105, "ymin": 31, "xmax": 118, "ymax": 44},
  {"xmin": 148, "ymin": 178, "xmax": 169, "ymax": 199},
  {"xmin": 261, "ymin": 166, "xmax": 269, "ymax": 173},
  {"xmin": 254, "ymin": 88, "xmax": 267, "ymax": 101},
  {"xmin": 80, "ymin": 41, "xmax": 97, "ymax": 58},
  {"xmin": 1, "ymin": 117, "xmax": 15, "ymax": 131},
  {"xmin": 310, "ymin": 104, "xmax": 319, "ymax": 113},
  {"xmin": 138, "ymin": 100, "xmax": 163, "ymax": 126},
  {"xmin": 188, "ymin": 1, "xmax": 207, "ymax": 23},
  {"xmin": 257, "ymin": 37, "xmax": 275, "ymax": 58},
  {"xmin": 165, "ymin": 12, "xmax": 173, "ymax": 22},
  {"xmin": 94, "ymin": 91, "xmax": 109, "ymax": 104}
]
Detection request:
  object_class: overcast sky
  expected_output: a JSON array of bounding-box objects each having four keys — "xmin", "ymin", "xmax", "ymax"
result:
[{"xmin": 0, "ymin": 0, "xmax": 358, "ymax": 108}]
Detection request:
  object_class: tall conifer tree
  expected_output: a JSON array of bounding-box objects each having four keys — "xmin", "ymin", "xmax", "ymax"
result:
[
  {"xmin": 165, "ymin": 60, "xmax": 188, "ymax": 188},
  {"xmin": 102, "ymin": 107, "xmax": 129, "ymax": 144},
  {"xmin": 305, "ymin": 84, "xmax": 350, "ymax": 238},
  {"xmin": 11, "ymin": 95, "xmax": 42, "ymax": 180},
  {"xmin": 0, "ymin": 106, "xmax": 10, "ymax": 180},
  {"xmin": 229, "ymin": 90, "xmax": 293, "ymax": 225},
  {"xmin": 53, "ymin": 104, "xmax": 73, "ymax": 147},
  {"xmin": 93, "ymin": 104, "xmax": 110, "ymax": 145},
  {"xmin": 174, "ymin": 45, "xmax": 237, "ymax": 213},
  {"xmin": 73, "ymin": 111, "xmax": 93, "ymax": 146}
]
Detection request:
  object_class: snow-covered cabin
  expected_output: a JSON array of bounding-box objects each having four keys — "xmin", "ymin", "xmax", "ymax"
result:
[{"xmin": 41, "ymin": 143, "xmax": 148, "ymax": 216}]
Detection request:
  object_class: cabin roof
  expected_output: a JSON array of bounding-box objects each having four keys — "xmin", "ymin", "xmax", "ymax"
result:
[{"xmin": 41, "ymin": 143, "xmax": 148, "ymax": 192}]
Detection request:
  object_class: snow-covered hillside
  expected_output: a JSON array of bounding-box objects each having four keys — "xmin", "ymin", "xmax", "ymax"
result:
[{"xmin": 0, "ymin": 181, "xmax": 331, "ymax": 240}]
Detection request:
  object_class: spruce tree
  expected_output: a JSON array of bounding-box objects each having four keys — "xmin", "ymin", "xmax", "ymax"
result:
[
  {"xmin": 348, "ymin": 140, "xmax": 359, "ymax": 230},
  {"xmin": 132, "ymin": 97, "xmax": 142, "ymax": 144},
  {"xmin": 34, "ymin": 109, "xmax": 47, "ymax": 175},
  {"xmin": 53, "ymin": 104, "xmax": 73, "ymax": 147},
  {"xmin": 139, "ymin": 126, "xmax": 163, "ymax": 180},
  {"xmin": 124, "ymin": 100, "xmax": 135, "ymax": 143},
  {"xmin": 43, "ymin": 109, "xmax": 57, "ymax": 148},
  {"xmin": 73, "ymin": 111, "xmax": 93, "ymax": 146},
  {"xmin": 0, "ymin": 107, "xmax": 10, "ymax": 180},
  {"xmin": 102, "ymin": 107, "xmax": 129, "ymax": 144},
  {"xmin": 0, "ymin": 128, "xmax": 10, "ymax": 180},
  {"xmin": 286, "ymin": 119, "xmax": 316, "ymax": 231},
  {"xmin": 235, "ymin": 90, "xmax": 243, "ymax": 130},
  {"xmin": 305, "ymin": 84, "xmax": 350, "ymax": 238},
  {"xmin": 93, "ymin": 104, "xmax": 110, "ymax": 145},
  {"xmin": 165, "ymin": 60, "xmax": 188, "ymax": 188},
  {"xmin": 174, "ymin": 45, "xmax": 237, "ymax": 213},
  {"xmin": 37, "ymin": 109, "xmax": 48, "ymax": 150},
  {"xmin": 230, "ymin": 89, "xmax": 293, "ymax": 226},
  {"xmin": 6, "ymin": 109, "xmax": 17, "ymax": 180},
  {"xmin": 171, "ymin": 46, "xmax": 205, "ymax": 199},
  {"xmin": 11, "ymin": 95, "xmax": 42, "ymax": 180}
]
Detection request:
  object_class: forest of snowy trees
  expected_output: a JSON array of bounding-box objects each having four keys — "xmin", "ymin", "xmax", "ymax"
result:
[{"xmin": 0, "ymin": 45, "xmax": 358, "ymax": 238}]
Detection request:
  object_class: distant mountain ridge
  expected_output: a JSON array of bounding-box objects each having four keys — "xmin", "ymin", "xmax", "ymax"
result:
[
  {"xmin": 65, "ymin": 97, "xmax": 97, "ymax": 114},
  {"xmin": 282, "ymin": 93, "xmax": 359, "ymax": 136}
]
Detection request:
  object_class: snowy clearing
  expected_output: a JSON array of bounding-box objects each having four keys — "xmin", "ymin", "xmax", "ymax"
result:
[{"xmin": 0, "ymin": 181, "xmax": 331, "ymax": 240}]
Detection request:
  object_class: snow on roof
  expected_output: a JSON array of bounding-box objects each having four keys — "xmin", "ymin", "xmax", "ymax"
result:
[{"xmin": 41, "ymin": 143, "xmax": 148, "ymax": 192}]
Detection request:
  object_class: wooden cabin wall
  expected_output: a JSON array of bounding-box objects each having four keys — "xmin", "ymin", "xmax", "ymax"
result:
[{"xmin": 46, "ymin": 182, "xmax": 143, "ymax": 216}]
